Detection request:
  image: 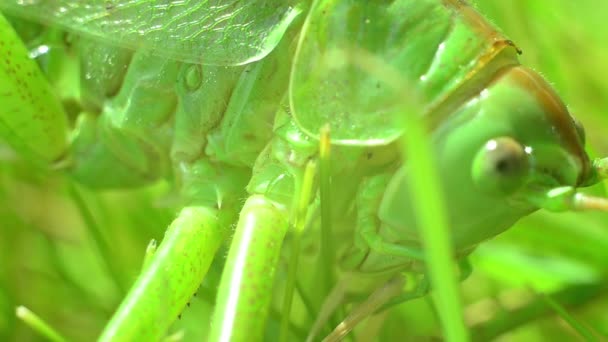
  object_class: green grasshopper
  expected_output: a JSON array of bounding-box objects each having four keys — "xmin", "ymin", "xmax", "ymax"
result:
[{"xmin": 1, "ymin": 0, "xmax": 607, "ymax": 341}]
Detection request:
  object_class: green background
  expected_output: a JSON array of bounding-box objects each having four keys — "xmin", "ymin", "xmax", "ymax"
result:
[{"xmin": 0, "ymin": 0, "xmax": 607, "ymax": 340}]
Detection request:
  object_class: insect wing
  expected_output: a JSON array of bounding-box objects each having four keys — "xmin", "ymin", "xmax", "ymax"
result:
[
  {"xmin": 290, "ymin": 0, "xmax": 521, "ymax": 145},
  {"xmin": 0, "ymin": 0, "xmax": 304, "ymax": 66},
  {"xmin": 290, "ymin": 0, "xmax": 427, "ymax": 146}
]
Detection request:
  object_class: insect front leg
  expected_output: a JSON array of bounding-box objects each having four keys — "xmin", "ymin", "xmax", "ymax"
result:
[
  {"xmin": 337, "ymin": 241, "xmax": 473, "ymax": 328},
  {"xmin": 310, "ymin": 170, "xmax": 433, "ymax": 341},
  {"xmin": 353, "ymin": 173, "xmax": 425, "ymax": 265}
]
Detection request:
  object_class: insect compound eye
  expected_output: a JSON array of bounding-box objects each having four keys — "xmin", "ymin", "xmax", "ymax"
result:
[
  {"xmin": 472, "ymin": 137, "xmax": 530, "ymax": 196},
  {"xmin": 183, "ymin": 64, "xmax": 203, "ymax": 92}
]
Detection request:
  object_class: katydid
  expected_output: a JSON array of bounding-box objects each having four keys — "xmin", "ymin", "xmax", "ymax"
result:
[{"xmin": 0, "ymin": 0, "xmax": 607, "ymax": 341}]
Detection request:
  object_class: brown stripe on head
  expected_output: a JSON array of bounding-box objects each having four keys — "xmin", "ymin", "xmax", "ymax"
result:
[{"xmin": 508, "ymin": 66, "xmax": 591, "ymax": 185}]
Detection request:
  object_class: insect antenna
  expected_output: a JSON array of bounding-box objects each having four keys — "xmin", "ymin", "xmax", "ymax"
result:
[{"xmin": 572, "ymin": 193, "xmax": 608, "ymax": 211}]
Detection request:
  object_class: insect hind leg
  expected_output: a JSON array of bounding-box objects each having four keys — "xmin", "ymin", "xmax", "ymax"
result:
[{"xmin": 356, "ymin": 175, "xmax": 425, "ymax": 262}]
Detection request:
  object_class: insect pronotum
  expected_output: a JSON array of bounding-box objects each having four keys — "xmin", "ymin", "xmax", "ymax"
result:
[{"xmin": 0, "ymin": 0, "xmax": 607, "ymax": 341}]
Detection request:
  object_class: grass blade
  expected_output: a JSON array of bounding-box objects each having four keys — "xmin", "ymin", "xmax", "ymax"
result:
[{"xmin": 16, "ymin": 306, "xmax": 68, "ymax": 342}]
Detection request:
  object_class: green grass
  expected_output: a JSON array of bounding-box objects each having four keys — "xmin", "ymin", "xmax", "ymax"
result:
[{"xmin": 1, "ymin": 1, "xmax": 608, "ymax": 341}]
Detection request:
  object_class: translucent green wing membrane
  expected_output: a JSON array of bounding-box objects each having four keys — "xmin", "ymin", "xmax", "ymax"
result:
[
  {"xmin": 0, "ymin": 0, "xmax": 304, "ymax": 65},
  {"xmin": 290, "ymin": 0, "xmax": 520, "ymax": 145},
  {"xmin": 291, "ymin": 0, "xmax": 413, "ymax": 145}
]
